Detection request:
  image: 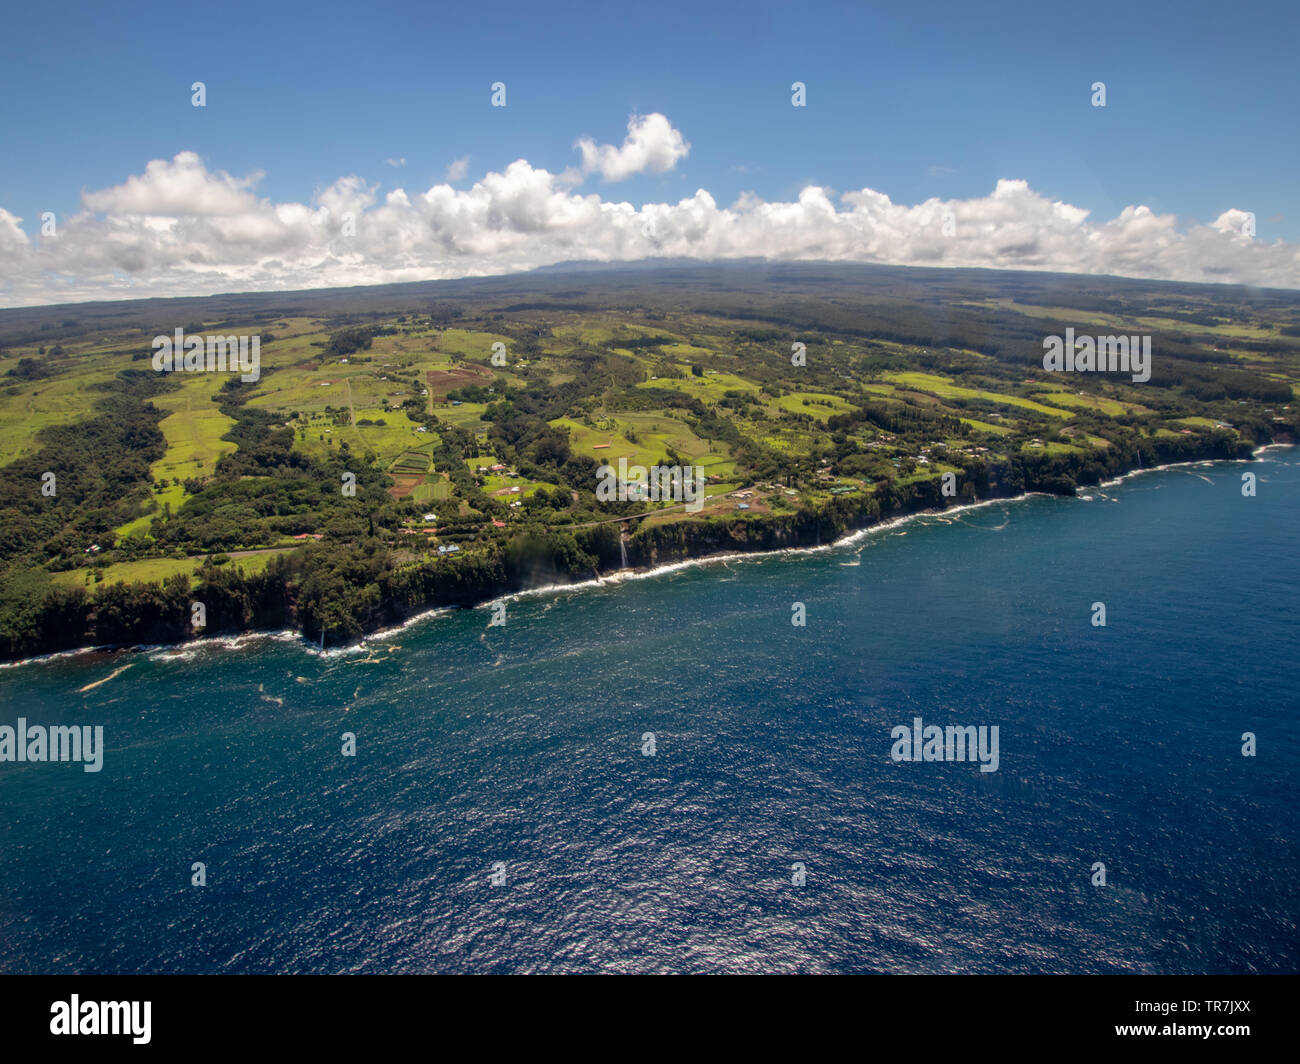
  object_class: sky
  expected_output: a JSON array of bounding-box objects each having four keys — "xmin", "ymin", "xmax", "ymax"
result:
[{"xmin": 0, "ymin": 0, "xmax": 1297, "ymax": 306}]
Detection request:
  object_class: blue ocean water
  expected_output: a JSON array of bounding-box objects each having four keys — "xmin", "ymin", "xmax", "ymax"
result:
[{"xmin": 1, "ymin": 450, "xmax": 1296, "ymax": 974}]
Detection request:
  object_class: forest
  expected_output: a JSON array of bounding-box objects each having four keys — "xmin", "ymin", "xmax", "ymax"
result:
[{"xmin": 0, "ymin": 262, "xmax": 1294, "ymax": 660}]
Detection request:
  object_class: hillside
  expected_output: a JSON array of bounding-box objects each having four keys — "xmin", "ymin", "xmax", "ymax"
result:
[{"xmin": 0, "ymin": 263, "xmax": 1296, "ymax": 658}]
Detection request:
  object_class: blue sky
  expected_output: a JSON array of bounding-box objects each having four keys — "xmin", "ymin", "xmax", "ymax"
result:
[{"xmin": 1, "ymin": 0, "xmax": 1297, "ymax": 303}]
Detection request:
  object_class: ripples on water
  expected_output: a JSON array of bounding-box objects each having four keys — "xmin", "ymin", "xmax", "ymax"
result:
[{"xmin": 1, "ymin": 453, "xmax": 1296, "ymax": 973}]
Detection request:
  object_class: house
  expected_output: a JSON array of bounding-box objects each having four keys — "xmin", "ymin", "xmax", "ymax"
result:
[
  {"xmin": 415, "ymin": 426, "xmax": 427, "ymax": 433},
  {"xmin": 423, "ymin": 513, "xmax": 437, "ymax": 523},
  {"xmin": 736, "ymin": 503, "xmax": 750, "ymax": 510}
]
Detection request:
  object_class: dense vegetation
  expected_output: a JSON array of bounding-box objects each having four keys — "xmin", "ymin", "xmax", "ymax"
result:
[{"xmin": 0, "ymin": 263, "xmax": 1294, "ymax": 660}]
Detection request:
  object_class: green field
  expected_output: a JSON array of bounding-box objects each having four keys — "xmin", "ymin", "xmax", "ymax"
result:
[
  {"xmin": 772, "ymin": 391, "xmax": 858, "ymax": 422},
  {"xmin": 635, "ymin": 368, "xmax": 760, "ymax": 402},
  {"xmin": 1034, "ymin": 389, "xmax": 1151, "ymax": 416},
  {"xmin": 1, "ymin": 262, "xmax": 1295, "ymax": 662},
  {"xmin": 51, "ymin": 548, "xmax": 295, "ymax": 590},
  {"xmin": 882, "ymin": 372, "xmax": 1073, "ymax": 418},
  {"xmin": 116, "ymin": 373, "xmax": 238, "ymax": 536}
]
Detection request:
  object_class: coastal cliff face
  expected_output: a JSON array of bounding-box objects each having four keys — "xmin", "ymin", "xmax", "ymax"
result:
[
  {"xmin": 2, "ymin": 264, "xmax": 1294, "ymax": 666},
  {"xmin": 627, "ymin": 430, "xmax": 1256, "ymax": 570},
  {"xmin": 0, "ymin": 431, "xmax": 1265, "ymax": 663}
]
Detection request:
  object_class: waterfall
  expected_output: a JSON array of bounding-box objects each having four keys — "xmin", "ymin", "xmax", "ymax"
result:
[{"xmin": 619, "ymin": 533, "xmax": 628, "ymax": 569}]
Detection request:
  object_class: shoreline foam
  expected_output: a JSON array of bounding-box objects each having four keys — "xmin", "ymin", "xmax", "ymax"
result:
[{"xmin": 5, "ymin": 445, "xmax": 1292, "ymax": 671}]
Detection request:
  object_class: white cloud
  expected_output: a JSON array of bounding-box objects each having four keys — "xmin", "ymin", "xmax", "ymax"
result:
[
  {"xmin": 2, "ymin": 132, "xmax": 1298, "ymax": 306},
  {"xmin": 385, "ymin": 157, "xmax": 407, "ymax": 168},
  {"xmin": 81, "ymin": 151, "xmax": 262, "ymax": 217},
  {"xmin": 0, "ymin": 208, "xmax": 30, "ymax": 253},
  {"xmin": 576, "ymin": 113, "xmax": 690, "ymax": 182},
  {"xmin": 445, "ymin": 156, "xmax": 470, "ymax": 182}
]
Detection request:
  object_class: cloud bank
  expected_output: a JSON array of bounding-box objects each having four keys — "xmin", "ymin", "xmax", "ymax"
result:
[{"xmin": 2, "ymin": 113, "xmax": 1296, "ymax": 307}]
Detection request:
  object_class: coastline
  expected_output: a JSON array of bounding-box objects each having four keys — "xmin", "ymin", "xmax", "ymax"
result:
[
  {"xmin": 0, "ymin": 496, "xmax": 1032, "ymax": 670},
  {"xmin": 366, "ymin": 441, "xmax": 1290, "ymax": 641},
  {"xmin": 6, "ymin": 442, "xmax": 1290, "ymax": 672}
]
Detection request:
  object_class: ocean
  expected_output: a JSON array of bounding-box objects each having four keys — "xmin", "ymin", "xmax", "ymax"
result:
[{"xmin": 2, "ymin": 449, "xmax": 1296, "ymax": 973}]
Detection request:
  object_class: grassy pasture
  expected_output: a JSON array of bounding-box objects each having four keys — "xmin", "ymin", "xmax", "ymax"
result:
[
  {"xmin": 0, "ymin": 347, "xmax": 137, "ymax": 465},
  {"xmin": 635, "ymin": 368, "xmax": 759, "ymax": 403},
  {"xmin": 115, "ymin": 373, "xmax": 237, "ymax": 536},
  {"xmin": 773, "ymin": 391, "xmax": 857, "ymax": 422},
  {"xmin": 430, "ymin": 328, "xmax": 516, "ymax": 360},
  {"xmin": 1033, "ymin": 391, "xmax": 1124, "ymax": 415},
  {"xmin": 959, "ymin": 417, "xmax": 1014, "ymax": 435},
  {"xmin": 882, "ymin": 372, "xmax": 1072, "ymax": 418},
  {"xmin": 51, "ymin": 547, "xmax": 296, "ymax": 590},
  {"xmin": 434, "ymin": 401, "xmax": 489, "ymax": 431},
  {"xmin": 551, "ymin": 417, "xmax": 641, "ymax": 463}
]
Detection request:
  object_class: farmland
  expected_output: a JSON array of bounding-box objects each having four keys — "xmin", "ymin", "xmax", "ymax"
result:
[{"xmin": 0, "ymin": 261, "xmax": 1295, "ymax": 656}]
